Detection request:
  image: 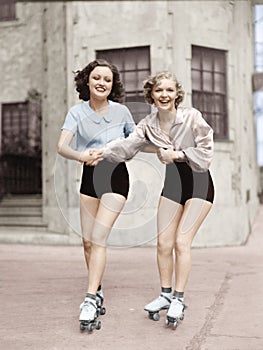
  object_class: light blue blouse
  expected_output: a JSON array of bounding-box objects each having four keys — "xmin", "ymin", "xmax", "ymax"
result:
[{"xmin": 62, "ymin": 100, "xmax": 135, "ymax": 151}]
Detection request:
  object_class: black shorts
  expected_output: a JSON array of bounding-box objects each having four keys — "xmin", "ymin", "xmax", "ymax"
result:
[
  {"xmin": 161, "ymin": 162, "xmax": 215, "ymax": 205},
  {"xmin": 80, "ymin": 160, "xmax": 130, "ymax": 199}
]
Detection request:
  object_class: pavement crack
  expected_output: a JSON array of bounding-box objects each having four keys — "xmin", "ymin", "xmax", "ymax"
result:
[
  {"xmin": 209, "ymin": 333, "xmax": 262, "ymax": 340},
  {"xmin": 186, "ymin": 272, "xmax": 232, "ymax": 350}
]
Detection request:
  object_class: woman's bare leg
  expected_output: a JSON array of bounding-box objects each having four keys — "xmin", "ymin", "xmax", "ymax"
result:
[
  {"xmin": 87, "ymin": 193, "xmax": 127, "ymax": 295},
  {"xmin": 157, "ymin": 196, "xmax": 183, "ymax": 288},
  {"xmin": 174, "ymin": 198, "xmax": 213, "ymax": 292},
  {"xmin": 80, "ymin": 194, "xmax": 100, "ymax": 270}
]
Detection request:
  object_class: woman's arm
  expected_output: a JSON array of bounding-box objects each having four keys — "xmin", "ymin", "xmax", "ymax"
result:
[
  {"xmin": 57, "ymin": 130, "xmax": 103, "ymax": 165},
  {"xmin": 182, "ymin": 112, "xmax": 214, "ymax": 172},
  {"xmin": 141, "ymin": 143, "xmax": 158, "ymax": 153},
  {"xmin": 157, "ymin": 110, "xmax": 213, "ymax": 171},
  {"xmin": 157, "ymin": 148, "xmax": 185, "ymax": 164},
  {"xmin": 103, "ymin": 124, "xmax": 148, "ymax": 162}
]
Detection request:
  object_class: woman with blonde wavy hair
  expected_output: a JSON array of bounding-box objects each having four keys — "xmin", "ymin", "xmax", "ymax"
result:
[{"xmin": 102, "ymin": 71, "xmax": 215, "ymax": 329}]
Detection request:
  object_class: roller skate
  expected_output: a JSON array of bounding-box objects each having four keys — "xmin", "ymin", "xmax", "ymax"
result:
[
  {"xmin": 80, "ymin": 290, "xmax": 106, "ymax": 316},
  {"xmin": 79, "ymin": 297, "xmax": 101, "ymax": 332},
  {"xmin": 96, "ymin": 289, "xmax": 106, "ymax": 316},
  {"xmin": 165, "ymin": 297, "xmax": 186, "ymax": 330},
  {"xmin": 144, "ymin": 293, "xmax": 172, "ymax": 321}
]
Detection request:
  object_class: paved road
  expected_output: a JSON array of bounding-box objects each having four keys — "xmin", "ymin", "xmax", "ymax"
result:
[{"xmin": 1, "ymin": 206, "xmax": 263, "ymax": 350}]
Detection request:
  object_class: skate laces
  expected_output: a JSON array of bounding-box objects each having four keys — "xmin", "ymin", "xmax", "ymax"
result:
[
  {"xmin": 172, "ymin": 297, "xmax": 183, "ymax": 305},
  {"xmin": 159, "ymin": 293, "xmax": 172, "ymax": 304},
  {"xmin": 83, "ymin": 299, "xmax": 97, "ymax": 311},
  {"xmin": 169, "ymin": 298, "xmax": 184, "ymax": 314},
  {"xmin": 150, "ymin": 294, "xmax": 170, "ymax": 307}
]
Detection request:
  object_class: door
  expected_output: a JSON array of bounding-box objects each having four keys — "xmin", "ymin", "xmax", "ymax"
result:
[{"xmin": 0, "ymin": 92, "xmax": 42, "ymax": 197}]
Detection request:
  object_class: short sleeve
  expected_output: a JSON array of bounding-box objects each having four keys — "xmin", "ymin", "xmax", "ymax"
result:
[
  {"xmin": 123, "ymin": 106, "xmax": 136, "ymax": 137},
  {"xmin": 61, "ymin": 108, "xmax": 78, "ymax": 134}
]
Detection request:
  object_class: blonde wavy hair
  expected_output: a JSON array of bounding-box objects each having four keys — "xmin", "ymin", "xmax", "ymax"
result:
[{"xmin": 143, "ymin": 71, "xmax": 185, "ymax": 109}]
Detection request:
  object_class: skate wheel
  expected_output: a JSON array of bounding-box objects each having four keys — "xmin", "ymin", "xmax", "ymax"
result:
[
  {"xmin": 173, "ymin": 321, "xmax": 178, "ymax": 329},
  {"xmin": 165, "ymin": 319, "xmax": 169, "ymax": 326},
  {"xmin": 152, "ymin": 313, "xmax": 160, "ymax": 321},
  {"xmin": 80, "ymin": 323, "xmax": 85, "ymax": 331},
  {"xmin": 100, "ymin": 307, "xmax": 106, "ymax": 315},
  {"xmin": 96, "ymin": 320, "xmax": 101, "ymax": 330},
  {"xmin": 180, "ymin": 313, "xmax": 184, "ymax": 321},
  {"xmin": 87, "ymin": 323, "xmax": 94, "ymax": 332}
]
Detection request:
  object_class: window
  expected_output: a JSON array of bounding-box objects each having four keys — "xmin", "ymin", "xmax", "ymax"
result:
[
  {"xmin": 191, "ymin": 46, "xmax": 228, "ymax": 139},
  {"xmin": 0, "ymin": 0, "xmax": 16, "ymax": 21},
  {"xmin": 97, "ymin": 46, "xmax": 151, "ymax": 123},
  {"xmin": 1, "ymin": 102, "xmax": 29, "ymax": 155},
  {"xmin": 0, "ymin": 99, "xmax": 42, "ymax": 195}
]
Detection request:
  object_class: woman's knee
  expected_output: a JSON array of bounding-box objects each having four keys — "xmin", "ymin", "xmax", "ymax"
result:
[
  {"xmin": 174, "ymin": 235, "xmax": 190, "ymax": 254},
  {"xmin": 100, "ymin": 193, "xmax": 126, "ymax": 213},
  {"xmin": 157, "ymin": 235, "xmax": 174, "ymax": 256},
  {"xmin": 82, "ymin": 238, "xmax": 92, "ymax": 252}
]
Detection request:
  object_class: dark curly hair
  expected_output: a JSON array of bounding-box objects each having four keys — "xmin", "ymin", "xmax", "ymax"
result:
[
  {"xmin": 143, "ymin": 71, "xmax": 185, "ymax": 109},
  {"xmin": 74, "ymin": 59, "xmax": 124, "ymax": 102}
]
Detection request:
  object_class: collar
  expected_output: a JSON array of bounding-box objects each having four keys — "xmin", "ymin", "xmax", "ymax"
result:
[
  {"xmin": 84, "ymin": 101, "xmax": 112, "ymax": 124},
  {"xmin": 153, "ymin": 108, "xmax": 184, "ymax": 127},
  {"xmin": 174, "ymin": 108, "xmax": 184, "ymax": 125}
]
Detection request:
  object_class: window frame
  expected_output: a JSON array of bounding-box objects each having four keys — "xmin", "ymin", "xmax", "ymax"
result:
[
  {"xmin": 96, "ymin": 46, "xmax": 151, "ymax": 123},
  {"xmin": 0, "ymin": 100, "xmax": 42, "ymax": 195},
  {"xmin": 191, "ymin": 45, "xmax": 228, "ymax": 140},
  {"xmin": 0, "ymin": 0, "xmax": 16, "ymax": 22},
  {"xmin": 1, "ymin": 101, "xmax": 29, "ymax": 156}
]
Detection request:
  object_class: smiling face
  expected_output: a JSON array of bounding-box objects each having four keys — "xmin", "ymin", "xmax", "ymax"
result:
[
  {"xmin": 88, "ymin": 66, "xmax": 113, "ymax": 101},
  {"xmin": 151, "ymin": 78, "xmax": 177, "ymax": 112}
]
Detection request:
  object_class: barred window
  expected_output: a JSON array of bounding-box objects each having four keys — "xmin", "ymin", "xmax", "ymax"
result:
[
  {"xmin": 1, "ymin": 102, "xmax": 29, "ymax": 155},
  {"xmin": 0, "ymin": 0, "xmax": 16, "ymax": 21},
  {"xmin": 0, "ymin": 100, "xmax": 42, "ymax": 194},
  {"xmin": 97, "ymin": 46, "xmax": 151, "ymax": 123},
  {"xmin": 191, "ymin": 46, "xmax": 228, "ymax": 140}
]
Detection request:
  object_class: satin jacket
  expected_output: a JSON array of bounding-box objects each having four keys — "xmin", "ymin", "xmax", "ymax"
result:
[{"xmin": 103, "ymin": 107, "xmax": 214, "ymax": 172}]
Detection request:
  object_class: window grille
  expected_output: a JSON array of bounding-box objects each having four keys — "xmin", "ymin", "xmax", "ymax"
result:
[
  {"xmin": 0, "ymin": 0, "xmax": 16, "ymax": 21},
  {"xmin": 0, "ymin": 100, "xmax": 42, "ymax": 195},
  {"xmin": 97, "ymin": 46, "xmax": 151, "ymax": 123},
  {"xmin": 191, "ymin": 46, "xmax": 228, "ymax": 139}
]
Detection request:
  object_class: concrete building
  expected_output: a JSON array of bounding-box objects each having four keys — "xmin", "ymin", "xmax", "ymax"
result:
[
  {"xmin": 0, "ymin": 0, "xmax": 261, "ymax": 247},
  {"xmin": 254, "ymin": 4, "xmax": 263, "ymax": 202}
]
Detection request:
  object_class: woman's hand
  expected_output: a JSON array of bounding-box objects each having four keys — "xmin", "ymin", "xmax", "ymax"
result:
[
  {"xmin": 157, "ymin": 148, "xmax": 179, "ymax": 164},
  {"xmin": 79, "ymin": 149, "xmax": 104, "ymax": 166}
]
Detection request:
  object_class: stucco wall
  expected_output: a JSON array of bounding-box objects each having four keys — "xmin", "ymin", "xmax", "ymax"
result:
[
  {"xmin": 41, "ymin": 2, "xmax": 72, "ymax": 236},
  {"xmin": 0, "ymin": 1, "xmax": 260, "ymax": 246},
  {"xmin": 0, "ymin": 3, "xmax": 43, "ymax": 102},
  {"xmin": 58, "ymin": 0, "xmax": 259, "ymax": 247}
]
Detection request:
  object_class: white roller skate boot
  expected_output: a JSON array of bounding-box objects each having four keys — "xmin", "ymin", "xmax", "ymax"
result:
[
  {"xmin": 144, "ymin": 293, "xmax": 172, "ymax": 321},
  {"xmin": 166, "ymin": 297, "xmax": 186, "ymax": 329},
  {"xmin": 79, "ymin": 297, "xmax": 101, "ymax": 332},
  {"xmin": 80, "ymin": 290, "xmax": 106, "ymax": 317}
]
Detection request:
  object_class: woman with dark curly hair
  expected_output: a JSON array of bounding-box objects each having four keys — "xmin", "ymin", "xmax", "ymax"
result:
[
  {"xmin": 101, "ymin": 71, "xmax": 215, "ymax": 329},
  {"xmin": 57, "ymin": 59, "xmax": 136, "ymax": 330}
]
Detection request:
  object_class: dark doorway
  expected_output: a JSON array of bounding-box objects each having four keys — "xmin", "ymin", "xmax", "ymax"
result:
[{"xmin": 0, "ymin": 91, "xmax": 42, "ymax": 197}]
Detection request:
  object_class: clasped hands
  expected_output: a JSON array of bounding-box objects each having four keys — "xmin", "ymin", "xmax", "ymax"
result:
[
  {"xmin": 79, "ymin": 146, "xmax": 178, "ymax": 166},
  {"xmin": 157, "ymin": 147, "xmax": 179, "ymax": 164},
  {"xmin": 79, "ymin": 148, "xmax": 104, "ymax": 166}
]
